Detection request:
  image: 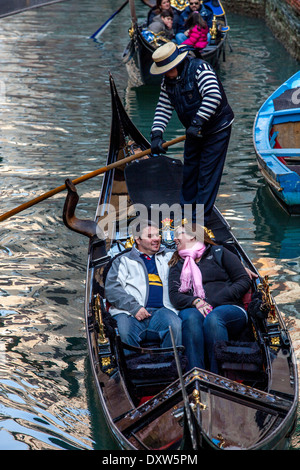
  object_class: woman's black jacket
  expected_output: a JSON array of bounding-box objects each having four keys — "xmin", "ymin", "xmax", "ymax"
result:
[{"xmin": 168, "ymin": 244, "xmax": 252, "ymax": 310}]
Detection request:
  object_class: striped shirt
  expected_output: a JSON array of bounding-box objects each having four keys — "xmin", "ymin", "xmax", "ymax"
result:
[
  {"xmin": 152, "ymin": 61, "xmax": 222, "ymax": 133},
  {"xmin": 140, "ymin": 254, "xmax": 164, "ymax": 308}
]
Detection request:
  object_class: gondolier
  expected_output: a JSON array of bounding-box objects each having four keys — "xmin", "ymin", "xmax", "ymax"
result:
[{"xmin": 150, "ymin": 42, "xmax": 234, "ymax": 225}]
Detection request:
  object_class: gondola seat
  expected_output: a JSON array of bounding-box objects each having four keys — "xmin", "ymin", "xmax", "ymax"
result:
[
  {"xmin": 214, "ymin": 290, "xmax": 268, "ymax": 384},
  {"xmin": 114, "ymin": 333, "xmax": 187, "ymax": 399},
  {"xmin": 214, "ymin": 340, "xmax": 266, "ymax": 384}
]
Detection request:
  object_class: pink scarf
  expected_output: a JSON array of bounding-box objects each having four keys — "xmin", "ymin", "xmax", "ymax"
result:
[{"xmin": 178, "ymin": 241, "xmax": 206, "ymax": 298}]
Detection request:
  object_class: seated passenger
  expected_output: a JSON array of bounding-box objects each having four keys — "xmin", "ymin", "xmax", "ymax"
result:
[
  {"xmin": 149, "ymin": 9, "xmax": 175, "ymax": 41},
  {"xmin": 181, "ymin": 11, "xmax": 208, "ymax": 50},
  {"xmin": 168, "ymin": 223, "xmax": 252, "ymax": 373},
  {"xmin": 105, "ymin": 220, "xmax": 182, "ymax": 352},
  {"xmin": 147, "ymin": 0, "xmax": 180, "ymax": 32},
  {"xmin": 175, "ymin": 0, "xmax": 212, "ymax": 44}
]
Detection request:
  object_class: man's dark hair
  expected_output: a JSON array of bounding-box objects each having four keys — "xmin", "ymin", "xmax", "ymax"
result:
[{"xmin": 131, "ymin": 219, "xmax": 159, "ymax": 239}]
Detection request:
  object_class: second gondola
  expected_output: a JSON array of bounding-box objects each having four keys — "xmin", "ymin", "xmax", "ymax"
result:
[{"xmin": 123, "ymin": 0, "xmax": 229, "ymax": 86}]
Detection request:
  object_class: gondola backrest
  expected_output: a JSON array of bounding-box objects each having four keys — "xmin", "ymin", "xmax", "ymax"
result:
[{"xmin": 125, "ymin": 155, "xmax": 183, "ymax": 207}]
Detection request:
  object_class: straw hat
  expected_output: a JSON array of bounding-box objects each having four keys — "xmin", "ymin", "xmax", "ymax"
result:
[{"xmin": 150, "ymin": 42, "xmax": 189, "ymax": 75}]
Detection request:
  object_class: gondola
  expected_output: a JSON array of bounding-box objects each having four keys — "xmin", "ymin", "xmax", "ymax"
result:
[
  {"xmin": 123, "ymin": 0, "xmax": 229, "ymax": 87},
  {"xmin": 253, "ymin": 71, "xmax": 300, "ymax": 215},
  {"xmin": 63, "ymin": 75, "xmax": 298, "ymax": 450}
]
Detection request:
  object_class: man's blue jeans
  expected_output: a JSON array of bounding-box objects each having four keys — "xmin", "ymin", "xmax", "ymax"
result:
[
  {"xmin": 179, "ymin": 305, "xmax": 247, "ymax": 373},
  {"xmin": 115, "ymin": 307, "xmax": 182, "ymax": 351}
]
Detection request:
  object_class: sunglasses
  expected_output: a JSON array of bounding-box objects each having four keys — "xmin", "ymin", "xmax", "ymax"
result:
[{"xmin": 190, "ymin": 2, "xmax": 199, "ymax": 4}]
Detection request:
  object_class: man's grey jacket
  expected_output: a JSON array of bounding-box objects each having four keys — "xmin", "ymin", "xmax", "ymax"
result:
[{"xmin": 105, "ymin": 245, "xmax": 178, "ymax": 317}]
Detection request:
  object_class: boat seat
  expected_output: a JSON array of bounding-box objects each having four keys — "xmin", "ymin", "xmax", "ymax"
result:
[
  {"xmin": 214, "ymin": 340, "xmax": 266, "ymax": 384},
  {"xmin": 273, "ymin": 87, "xmax": 300, "ymax": 111},
  {"xmin": 114, "ymin": 334, "xmax": 187, "ymax": 398},
  {"xmin": 287, "ymin": 165, "xmax": 300, "ymax": 176},
  {"xmin": 260, "ymin": 148, "xmax": 299, "ymax": 156}
]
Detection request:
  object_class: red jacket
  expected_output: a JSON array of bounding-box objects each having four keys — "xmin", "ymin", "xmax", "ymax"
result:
[{"xmin": 182, "ymin": 24, "xmax": 208, "ymax": 49}]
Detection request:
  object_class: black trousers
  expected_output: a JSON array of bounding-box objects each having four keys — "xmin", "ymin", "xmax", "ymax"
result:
[{"xmin": 180, "ymin": 126, "xmax": 232, "ymax": 225}]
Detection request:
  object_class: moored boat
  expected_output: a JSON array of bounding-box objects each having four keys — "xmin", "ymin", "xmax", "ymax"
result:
[
  {"xmin": 63, "ymin": 75, "xmax": 298, "ymax": 450},
  {"xmin": 123, "ymin": 0, "xmax": 229, "ymax": 86},
  {"xmin": 253, "ymin": 71, "xmax": 300, "ymax": 215}
]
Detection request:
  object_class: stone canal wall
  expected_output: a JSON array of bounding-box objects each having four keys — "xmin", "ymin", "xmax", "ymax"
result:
[{"xmin": 223, "ymin": 0, "xmax": 300, "ymax": 62}]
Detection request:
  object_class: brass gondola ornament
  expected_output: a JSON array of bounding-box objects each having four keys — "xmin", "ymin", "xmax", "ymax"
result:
[
  {"xmin": 170, "ymin": 0, "xmax": 189, "ymax": 11},
  {"xmin": 93, "ymin": 294, "xmax": 109, "ymax": 345},
  {"xmin": 191, "ymin": 389, "xmax": 207, "ymax": 410},
  {"xmin": 148, "ymin": 31, "xmax": 170, "ymax": 47},
  {"xmin": 128, "ymin": 25, "xmax": 134, "ymax": 39},
  {"xmin": 210, "ymin": 15, "xmax": 217, "ymax": 41},
  {"xmin": 125, "ymin": 236, "xmax": 134, "ymax": 248},
  {"xmin": 257, "ymin": 275, "xmax": 277, "ymax": 324}
]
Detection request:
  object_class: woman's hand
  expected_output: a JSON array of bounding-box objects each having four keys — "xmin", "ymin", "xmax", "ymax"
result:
[{"xmin": 193, "ymin": 298, "xmax": 213, "ymax": 317}]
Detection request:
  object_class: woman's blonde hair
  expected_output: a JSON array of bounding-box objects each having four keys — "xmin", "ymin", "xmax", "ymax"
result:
[{"xmin": 169, "ymin": 222, "xmax": 216, "ymax": 266}]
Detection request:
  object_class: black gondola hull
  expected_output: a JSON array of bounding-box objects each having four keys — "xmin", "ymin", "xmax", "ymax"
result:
[{"xmin": 65, "ymin": 75, "xmax": 298, "ymax": 450}]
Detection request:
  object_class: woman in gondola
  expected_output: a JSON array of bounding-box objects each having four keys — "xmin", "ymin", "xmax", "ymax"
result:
[{"xmin": 168, "ymin": 223, "xmax": 252, "ymax": 373}]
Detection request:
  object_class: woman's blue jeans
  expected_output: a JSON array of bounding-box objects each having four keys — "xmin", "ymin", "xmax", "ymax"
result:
[
  {"xmin": 115, "ymin": 307, "xmax": 182, "ymax": 352},
  {"xmin": 179, "ymin": 305, "xmax": 247, "ymax": 373}
]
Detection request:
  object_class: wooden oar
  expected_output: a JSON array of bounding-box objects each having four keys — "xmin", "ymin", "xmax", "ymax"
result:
[
  {"xmin": 0, "ymin": 135, "xmax": 186, "ymax": 223},
  {"xmin": 90, "ymin": 0, "xmax": 129, "ymax": 41}
]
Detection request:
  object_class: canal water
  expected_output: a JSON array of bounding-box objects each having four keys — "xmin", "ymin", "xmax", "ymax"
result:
[{"xmin": 0, "ymin": 0, "xmax": 299, "ymax": 450}]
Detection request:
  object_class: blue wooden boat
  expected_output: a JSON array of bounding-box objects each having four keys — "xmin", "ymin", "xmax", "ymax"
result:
[{"xmin": 253, "ymin": 71, "xmax": 300, "ymax": 215}]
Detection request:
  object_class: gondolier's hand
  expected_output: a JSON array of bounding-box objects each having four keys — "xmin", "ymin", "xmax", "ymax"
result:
[
  {"xmin": 186, "ymin": 116, "xmax": 204, "ymax": 139},
  {"xmin": 135, "ymin": 307, "xmax": 151, "ymax": 321},
  {"xmin": 150, "ymin": 130, "xmax": 167, "ymax": 155}
]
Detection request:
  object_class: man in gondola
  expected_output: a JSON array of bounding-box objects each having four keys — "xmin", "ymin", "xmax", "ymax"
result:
[
  {"xmin": 104, "ymin": 220, "xmax": 182, "ymax": 351},
  {"xmin": 149, "ymin": 41, "xmax": 234, "ymax": 226}
]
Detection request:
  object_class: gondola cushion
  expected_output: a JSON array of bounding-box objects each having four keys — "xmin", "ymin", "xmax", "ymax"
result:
[
  {"xmin": 125, "ymin": 351, "xmax": 188, "ymax": 381},
  {"xmin": 214, "ymin": 340, "xmax": 263, "ymax": 366}
]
